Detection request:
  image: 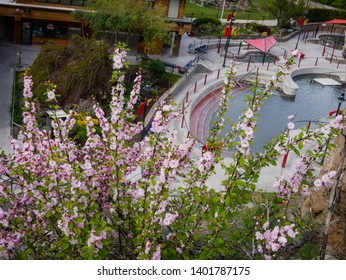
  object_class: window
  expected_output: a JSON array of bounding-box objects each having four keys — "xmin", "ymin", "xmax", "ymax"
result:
[
  {"xmin": 148, "ymin": 0, "xmax": 155, "ymax": 8},
  {"xmin": 60, "ymin": 0, "xmax": 71, "ymax": 4},
  {"xmin": 168, "ymin": 0, "xmax": 179, "ymax": 18},
  {"xmin": 35, "ymin": 0, "xmax": 84, "ymax": 5},
  {"xmin": 32, "ymin": 21, "xmax": 68, "ymax": 39},
  {"xmin": 72, "ymin": 0, "xmax": 84, "ymax": 5}
]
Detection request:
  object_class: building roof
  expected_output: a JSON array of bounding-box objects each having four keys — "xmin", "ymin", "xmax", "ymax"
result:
[
  {"xmin": 0, "ymin": 0, "xmax": 76, "ymax": 12},
  {"xmin": 323, "ymin": 19, "xmax": 346, "ymax": 25}
]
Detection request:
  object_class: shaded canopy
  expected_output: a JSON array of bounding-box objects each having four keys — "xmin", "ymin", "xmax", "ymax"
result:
[
  {"xmin": 244, "ymin": 36, "xmax": 277, "ymax": 52},
  {"xmin": 323, "ymin": 19, "xmax": 346, "ymax": 25}
]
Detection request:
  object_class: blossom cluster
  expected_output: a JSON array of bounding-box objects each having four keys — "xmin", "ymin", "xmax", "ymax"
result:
[{"xmin": 255, "ymin": 221, "xmax": 299, "ymax": 259}]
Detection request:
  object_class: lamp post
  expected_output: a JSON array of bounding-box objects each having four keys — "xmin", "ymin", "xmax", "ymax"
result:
[
  {"xmin": 222, "ymin": 0, "xmax": 238, "ymax": 68},
  {"xmin": 294, "ymin": 9, "xmax": 308, "ymax": 50},
  {"xmin": 321, "ymin": 91, "xmax": 345, "ymax": 164}
]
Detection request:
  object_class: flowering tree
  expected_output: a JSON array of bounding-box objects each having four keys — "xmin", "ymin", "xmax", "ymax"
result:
[{"xmin": 1, "ymin": 43, "xmax": 345, "ymax": 260}]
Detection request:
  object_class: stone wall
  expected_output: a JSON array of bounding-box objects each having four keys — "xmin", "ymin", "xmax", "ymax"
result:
[{"xmin": 301, "ymin": 134, "xmax": 346, "ymax": 259}]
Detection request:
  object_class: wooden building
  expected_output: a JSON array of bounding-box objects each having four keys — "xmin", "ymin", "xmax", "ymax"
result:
[{"xmin": 0, "ymin": 0, "xmax": 192, "ymax": 56}]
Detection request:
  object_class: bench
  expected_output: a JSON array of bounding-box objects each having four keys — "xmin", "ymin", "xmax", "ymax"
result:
[
  {"xmin": 195, "ymin": 44, "xmax": 207, "ymax": 54},
  {"xmin": 178, "ymin": 59, "xmax": 195, "ymax": 74},
  {"xmin": 162, "ymin": 61, "xmax": 177, "ymax": 73}
]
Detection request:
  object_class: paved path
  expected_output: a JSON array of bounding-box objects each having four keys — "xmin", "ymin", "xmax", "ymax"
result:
[{"xmin": 0, "ymin": 40, "xmax": 41, "ymax": 154}]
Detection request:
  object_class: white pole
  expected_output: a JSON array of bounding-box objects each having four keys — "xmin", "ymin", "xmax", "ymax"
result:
[{"xmin": 220, "ymin": 0, "xmax": 226, "ymax": 20}]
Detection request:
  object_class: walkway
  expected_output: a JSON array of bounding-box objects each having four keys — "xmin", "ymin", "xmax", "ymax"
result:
[{"xmin": 0, "ymin": 39, "xmax": 41, "ymax": 154}]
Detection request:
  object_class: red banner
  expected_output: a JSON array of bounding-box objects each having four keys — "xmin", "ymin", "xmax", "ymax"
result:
[
  {"xmin": 224, "ymin": 26, "xmax": 230, "ymax": 37},
  {"xmin": 137, "ymin": 101, "xmax": 146, "ymax": 116},
  {"xmin": 297, "ymin": 17, "xmax": 304, "ymax": 26}
]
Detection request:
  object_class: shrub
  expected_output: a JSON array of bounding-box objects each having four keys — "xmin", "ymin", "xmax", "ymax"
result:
[
  {"xmin": 29, "ymin": 36, "xmax": 113, "ymax": 109},
  {"xmin": 308, "ymin": 8, "xmax": 346, "ymax": 22},
  {"xmin": 149, "ymin": 59, "xmax": 166, "ymax": 79},
  {"xmin": 257, "ymin": 25, "xmax": 271, "ymax": 35},
  {"xmin": 192, "ymin": 17, "xmax": 222, "ymax": 28}
]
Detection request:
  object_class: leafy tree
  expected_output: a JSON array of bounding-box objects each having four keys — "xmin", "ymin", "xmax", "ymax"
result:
[
  {"xmin": 149, "ymin": 59, "xmax": 166, "ymax": 80},
  {"xmin": 1, "ymin": 44, "xmax": 345, "ymax": 260},
  {"xmin": 313, "ymin": 0, "xmax": 346, "ymax": 9},
  {"xmin": 29, "ymin": 36, "xmax": 112, "ymax": 109},
  {"xmin": 264, "ymin": 0, "xmax": 307, "ymax": 28},
  {"xmin": 73, "ymin": 0, "xmax": 169, "ymax": 47}
]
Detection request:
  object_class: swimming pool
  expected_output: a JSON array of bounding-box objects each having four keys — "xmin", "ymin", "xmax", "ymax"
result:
[
  {"xmin": 238, "ymin": 53, "xmax": 277, "ymax": 64},
  {"xmin": 210, "ymin": 74, "xmax": 344, "ymax": 153}
]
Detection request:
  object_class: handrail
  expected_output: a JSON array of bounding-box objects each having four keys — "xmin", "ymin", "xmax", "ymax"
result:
[
  {"xmin": 238, "ymin": 66, "xmax": 257, "ymax": 82},
  {"xmin": 193, "ymin": 52, "xmax": 215, "ymax": 69}
]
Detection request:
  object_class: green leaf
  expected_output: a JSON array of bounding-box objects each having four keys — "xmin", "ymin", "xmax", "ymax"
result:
[{"xmin": 225, "ymin": 194, "xmax": 232, "ymax": 207}]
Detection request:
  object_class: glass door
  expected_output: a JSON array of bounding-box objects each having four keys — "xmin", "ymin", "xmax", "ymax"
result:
[{"xmin": 21, "ymin": 21, "xmax": 32, "ymax": 45}]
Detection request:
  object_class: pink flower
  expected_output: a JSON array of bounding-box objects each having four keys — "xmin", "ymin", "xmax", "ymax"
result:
[
  {"xmin": 271, "ymin": 243, "xmax": 281, "ymax": 252},
  {"xmin": 244, "ymin": 109, "xmax": 254, "ymax": 118},
  {"xmin": 255, "ymin": 231, "xmax": 264, "ymax": 240},
  {"xmin": 287, "ymin": 122, "xmax": 295, "ymax": 130},
  {"xmin": 145, "ymin": 241, "xmax": 152, "ymax": 254},
  {"xmin": 176, "ymin": 247, "xmax": 183, "ymax": 254},
  {"xmin": 314, "ymin": 179, "xmax": 323, "ymax": 189},
  {"xmin": 151, "ymin": 244, "xmax": 161, "ymax": 260},
  {"xmin": 47, "ymin": 90, "xmax": 55, "ymax": 100}
]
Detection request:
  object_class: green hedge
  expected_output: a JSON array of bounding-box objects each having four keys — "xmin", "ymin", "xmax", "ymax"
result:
[
  {"xmin": 308, "ymin": 8, "xmax": 346, "ymax": 22},
  {"xmin": 192, "ymin": 17, "xmax": 222, "ymax": 28}
]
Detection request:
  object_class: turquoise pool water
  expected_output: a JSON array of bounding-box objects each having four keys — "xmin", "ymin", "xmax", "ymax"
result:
[{"xmin": 210, "ymin": 74, "xmax": 344, "ymax": 153}]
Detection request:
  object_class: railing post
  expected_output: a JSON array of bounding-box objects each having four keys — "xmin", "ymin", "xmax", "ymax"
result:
[
  {"xmin": 217, "ymin": 68, "xmax": 220, "ymax": 79},
  {"xmin": 315, "ymin": 57, "xmax": 319, "ymax": 66},
  {"xmin": 298, "ymin": 56, "xmax": 302, "ymax": 67},
  {"xmin": 204, "ymin": 74, "xmax": 207, "ymax": 85},
  {"xmin": 307, "ymin": 121, "xmax": 311, "ymax": 132},
  {"xmin": 330, "ymin": 42, "xmax": 336, "ymax": 63},
  {"xmin": 181, "ymin": 102, "xmax": 185, "ymax": 128},
  {"xmin": 304, "ymin": 32, "xmax": 309, "ymax": 43},
  {"xmin": 186, "ymin": 90, "xmax": 189, "ymax": 103},
  {"xmin": 194, "ymin": 81, "xmax": 197, "ymax": 93},
  {"xmin": 337, "ymin": 60, "xmax": 340, "ymax": 69},
  {"xmin": 322, "ymin": 42, "xmax": 326, "ymax": 57},
  {"xmin": 217, "ymin": 37, "xmax": 221, "ymax": 54},
  {"xmin": 282, "ymin": 151, "xmax": 289, "ymax": 168},
  {"xmin": 247, "ymin": 56, "xmax": 251, "ymax": 72},
  {"xmin": 266, "ymin": 61, "xmax": 270, "ymax": 71}
]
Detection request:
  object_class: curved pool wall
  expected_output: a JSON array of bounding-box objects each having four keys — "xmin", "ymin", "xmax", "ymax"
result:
[
  {"xmin": 282, "ymin": 67, "xmax": 346, "ymax": 96},
  {"xmin": 319, "ymin": 34, "xmax": 345, "ymax": 49}
]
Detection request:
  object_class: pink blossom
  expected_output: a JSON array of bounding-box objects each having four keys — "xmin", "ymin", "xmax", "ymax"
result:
[
  {"xmin": 287, "ymin": 122, "xmax": 295, "ymax": 130},
  {"xmin": 314, "ymin": 179, "xmax": 323, "ymax": 190},
  {"xmin": 47, "ymin": 90, "xmax": 55, "ymax": 100},
  {"xmin": 244, "ymin": 109, "xmax": 254, "ymax": 118},
  {"xmin": 151, "ymin": 244, "xmax": 161, "ymax": 260},
  {"xmin": 145, "ymin": 241, "xmax": 152, "ymax": 254},
  {"xmin": 176, "ymin": 247, "xmax": 183, "ymax": 254}
]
